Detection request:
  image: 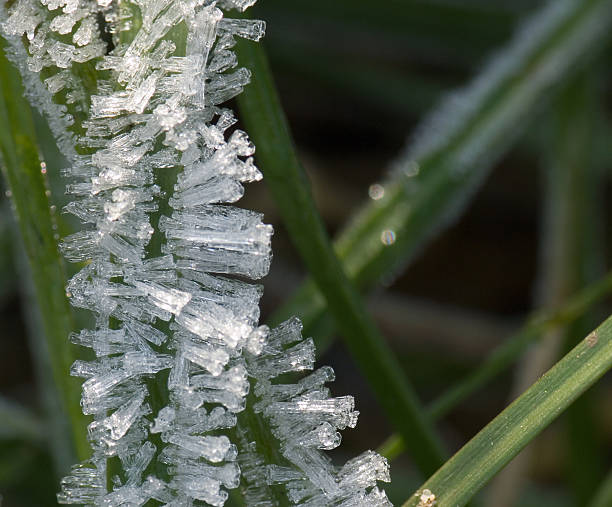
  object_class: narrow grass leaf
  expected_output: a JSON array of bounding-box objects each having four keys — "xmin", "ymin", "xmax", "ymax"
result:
[
  {"xmin": 589, "ymin": 469, "xmax": 612, "ymax": 507},
  {"xmin": 0, "ymin": 42, "xmax": 89, "ymax": 462},
  {"xmin": 401, "ymin": 317, "xmax": 612, "ymax": 507}
]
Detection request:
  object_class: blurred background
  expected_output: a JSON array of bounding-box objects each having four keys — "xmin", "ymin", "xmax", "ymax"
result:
[{"xmin": 1, "ymin": 0, "xmax": 612, "ymax": 505}]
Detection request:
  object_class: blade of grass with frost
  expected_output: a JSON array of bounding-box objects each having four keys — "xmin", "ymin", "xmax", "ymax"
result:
[
  {"xmin": 377, "ymin": 269, "xmax": 612, "ymax": 461},
  {"xmin": 3, "ymin": 1, "xmax": 396, "ymax": 504},
  {"xmin": 402, "ymin": 317, "xmax": 612, "ymax": 507},
  {"xmin": 0, "ymin": 42, "xmax": 88, "ymax": 463},
  {"xmin": 235, "ymin": 34, "xmax": 446, "ymax": 477},
  {"xmin": 270, "ymin": 0, "xmax": 612, "ymax": 344}
]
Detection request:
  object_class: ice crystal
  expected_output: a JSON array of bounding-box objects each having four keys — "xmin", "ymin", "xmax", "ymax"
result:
[
  {"xmin": 239, "ymin": 318, "xmax": 392, "ymax": 506},
  {"xmin": 1, "ymin": 0, "xmax": 391, "ymax": 504}
]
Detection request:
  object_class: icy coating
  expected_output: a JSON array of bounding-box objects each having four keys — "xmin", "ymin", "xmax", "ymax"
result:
[{"xmin": 0, "ymin": 0, "xmax": 391, "ymax": 505}]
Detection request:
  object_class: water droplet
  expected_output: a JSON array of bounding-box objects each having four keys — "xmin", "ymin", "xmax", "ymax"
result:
[
  {"xmin": 368, "ymin": 183, "xmax": 385, "ymax": 200},
  {"xmin": 5, "ymin": 190, "xmax": 12, "ymax": 198},
  {"xmin": 403, "ymin": 160, "xmax": 420, "ymax": 177},
  {"xmin": 50, "ymin": 205, "xmax": 57, "ymax": 213},
  {"xmin": 40, "ymin": 162, "xmax": 47, "ymax": 174},
  {"xmin": 380, "ymin": 229, "xmax": 396, "ymax": 246},
  {"xmin": 45, "ymin": 190, "xmax": 51, "ymax": 197}
]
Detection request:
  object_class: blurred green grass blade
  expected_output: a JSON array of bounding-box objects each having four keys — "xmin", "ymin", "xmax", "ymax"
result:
[
  {"xmin": 548, "ymin": 71, "xmax": 607, "ymax": 506},
  {"xmin": 590, "ymin": 470, "xmax": 612, "ymax": 507},
  {"xmin": 235, "ymin": 37, "xmax": 445, "ymax": 475},
  {"xmin": 0, "ymin": 396, "xmax": 44, "ymax": 444},
  {"xmin": 485, "ymin": 69, "xmax": 605, "ymax": 506},
  {"xmin": 270, "ymin": 0, "xmax": 612, "ymax": 343},
  {"xmin": 0, "ymin": 42, "xmax": 89, "ymax": 461},
  {"xmin": 377, "ymin": 270, "xmax": 612, "ymax": 461},
  {"xmin": 401, "ymin": 318, "xmax": 612, "ymax": 507}
]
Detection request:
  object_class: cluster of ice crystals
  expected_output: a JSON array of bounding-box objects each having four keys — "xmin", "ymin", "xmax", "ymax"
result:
[
  {"xmin": 1, "ymin": 0, "xmax": 392, "ymax": 503},
  {"xmin": 239, "ymin": 318, "xmax": 392, "ymax": 506}
]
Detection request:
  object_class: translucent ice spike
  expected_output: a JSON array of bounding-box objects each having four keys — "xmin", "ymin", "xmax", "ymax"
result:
[
  {"xmin": 59, "ymin": 230, "xmax": 101, "ymax": 262},
  {"xmin": 170, "ymin": 239, "xmax": 272, "ymax": 279},
  {"xmin": 175, "ymin": 298, "xmax": 252, "ymax": 349},
  {"xmin": 250, "ymin": 338, "xmax": 316, "ymax": 379},
  {"xmin": 57, "ymin": 463, "xmax": 105, "ymax": 504},
  {"xmin": 207, "ymin": 67, "xmax": 251, "ymax": 105},
  {"xmin": 163, "ymin": 205, "xmax": 263, "ymax": 232},
  {"xmin": 294, "ymin": 422, "xmax": 341, "ymax": 451},
  {"xmin": 70, "ymin": 327, "xmax": 138, "ymax": 357},
  {"xmin": 266, "ymin": 397, "xmax": 359, "ymax": 431},
  {"xmin": 218, "ymin": 18, "xmax": 266, "ymax": 41},
  {"xmin": 180, "ymin": 338, "xmax": 231, "ymax": 376},
  {"xmin": 169, "ymin": 176, "xmax": 245, "ymax": 207},
  {"xmin": 124, "ymin": 441, "xmax": 157, "ymax": 486},
  {"xmin": 98, "ymin": 485, "xmax": 148, "ymax": 507},
  {"xmin": 81, "ymin": 352, "xmax": 172, "ymax": 414},
  {"xmin": 171, "ymin": 475, "xmax": 227, "ymax": 507},
  {"xmin": 150, "ymin": 406, "xmax": 176, "ymax": 434},
  {"xmin": 99, "ymin": 232, "xmax": 144, "ymax": 263},
  {"xmin": 123, "ymin": 318, "xmax": 168, "ymax": 346},
  {"xmin": 189, "ymin": 365, "xmax": 250, "ymax": 412},
  {"xmin": 132, "ymin": 280, "xmax": 192, "ymax": 316},
  {"xmin": 254, "ymin": 366, "xmax": 335, "ymax": 405},
  {"xmin": 169, "ymin": 461, "xmax": 240, "ymax": 490},
  {"xmin": 216, "ymin": 0, "xmax": 257, "ymax": 13},
  {"xmin": 266, "ymin": 316, "xmax": 304, "ymax": 349},
  {"xmin": 164, "ymin": 434, "xmax": 233, "ymax": 463},
  {"xmin": 337, "ymin": 451, "xmax": 392, "ymax": 489},
  {"xmin": 3, "ymin": 0, "xmax": 44, "ymax": 40},
  {"xmin": 88, "ymin": 389, "xmax": 147, "ymax": 442},
  {"xmin": 282, "ymin": 446, "xmax": 338, "ymax": 497}
]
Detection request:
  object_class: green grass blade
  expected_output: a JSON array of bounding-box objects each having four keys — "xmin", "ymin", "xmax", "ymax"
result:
[
  {"xmin": 0, "ymin": 42, "xmax": 89, "ymax": 462},
  {"xmin": 401, "ymin": 318, "xmax": 612, "ymax": 507},
  {"xmin": 589, "ymin": 470, "xmax": 612, "ymax": 507},
  {"xmin": 0, "ymin": 396, "xmax": 44, "ymax": 444},
  {"xmin": 485, "ymin": 69, "xmax": 605, "ymax": 506},
  {"xmin": 270, "ymin": 0, "xmax": 612, "ymax": 344},
  {"xmin": 545, "ymin": 71, "xmax": 606, "ymax": 506},
  {"xmin": 377, "ymin": 270, "xmax": 612, "ymax": 461},
  {"xmin": 235, "ymin": 36, "xmax": 445, "ymax": 475}
]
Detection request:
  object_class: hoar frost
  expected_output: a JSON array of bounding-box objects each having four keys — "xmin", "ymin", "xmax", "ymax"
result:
[{"xmin": 0, "ymin": 0, "xmax": 392, "ymax": 504}]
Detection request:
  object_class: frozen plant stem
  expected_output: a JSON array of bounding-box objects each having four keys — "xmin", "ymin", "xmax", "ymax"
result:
[
  {"xmin": 1, "ymin": 0, "xmax": 392, "ymax": 505},
  {"xmin": 234, "ymin": 26, "xmax": 446, "ymax": 477}
]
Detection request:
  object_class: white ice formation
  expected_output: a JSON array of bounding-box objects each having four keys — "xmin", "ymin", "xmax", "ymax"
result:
[{"xmin": 1, "ymin": 0, "xmax": 392, "ymax": 505}]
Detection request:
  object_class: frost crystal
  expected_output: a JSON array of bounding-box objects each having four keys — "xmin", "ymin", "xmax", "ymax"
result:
[
  {"xmin": 239, "ymin": 318, "xmax": 392, "ymax": 506},
  {"xmin": 1, "ymin": 0, "xmax": 391, "ymax": 504}
]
